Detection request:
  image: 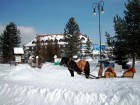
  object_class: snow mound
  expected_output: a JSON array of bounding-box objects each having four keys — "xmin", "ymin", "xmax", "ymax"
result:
[{"xmin": 0, "ymin": 62, "xmax": 140, "ymax": 105}]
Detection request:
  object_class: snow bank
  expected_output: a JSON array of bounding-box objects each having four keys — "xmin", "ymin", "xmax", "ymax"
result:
[{"xmin": 0, "ymin": 62, "xmax": 140, "ymax": 105}]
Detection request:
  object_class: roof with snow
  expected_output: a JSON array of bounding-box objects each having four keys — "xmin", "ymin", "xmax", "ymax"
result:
[
  {"xmin": 24, "ymin": 34, "xmax": 92, "ymax": 47},
  {"xmin": 14, "ymin": 47, "xmax": 24, "ymax": 54}
]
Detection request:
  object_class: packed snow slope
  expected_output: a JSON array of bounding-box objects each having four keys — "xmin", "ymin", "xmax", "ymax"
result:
[{"xmin": 0, "ymin": 61, "xmax": 140, "ymax": 105}]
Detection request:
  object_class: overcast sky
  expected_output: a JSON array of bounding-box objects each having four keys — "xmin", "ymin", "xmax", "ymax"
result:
[{"xmin": 0, "ymin": 0, "xmax": 127, "ymax": 46}]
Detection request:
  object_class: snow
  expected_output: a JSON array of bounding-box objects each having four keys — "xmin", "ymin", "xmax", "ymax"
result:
[{"xmin": 0, "ymin": 61, "xmax": 140, "ymax": 105}]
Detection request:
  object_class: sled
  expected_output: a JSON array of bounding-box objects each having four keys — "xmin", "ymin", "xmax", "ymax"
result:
[
  {"xmin": 104, "ymin": 71, "xmax": 116, "ymax": 78},
  {"xmin": 86, "ymin": 66, "xmax": 117, "ymax": 79},
  {"xmin": 121, "ymin": 67, "xmax": 136, "ymax": 78},
  {"xmin": 104, "ymin": 67, "xmax": 117, "ymax": 78},
  {"xmin": 88, "ymin": 66, "xmax": 136, "ymax": 79},
  {"xmin": 122, "ymin": 71, "xmax": 134, "ymax": 78}
]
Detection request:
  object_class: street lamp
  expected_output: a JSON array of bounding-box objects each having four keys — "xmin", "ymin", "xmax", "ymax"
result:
[{"xmin": 92, "ymin": 1, "xmax": 104, "ymax": 64}]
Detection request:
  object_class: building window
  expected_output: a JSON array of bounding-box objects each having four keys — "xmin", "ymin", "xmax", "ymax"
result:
[
  {"xmin": 59, "ymin": 39, "xmax": 64, "ymax": 42},
  {"xmin": 32, "ymin": 41, "xmax": 36, "ymax": 44},
  {"xmin": 81, "ymin": 37, "xmax": 85, "ymax": 41},
  {"xmin": 41, "ymin": 40, "xmax": 44, "ymax": 43}
]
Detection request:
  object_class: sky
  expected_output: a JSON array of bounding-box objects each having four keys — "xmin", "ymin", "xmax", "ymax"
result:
[{"xmin": 0, "ymin": 0, "xmax": 128, "ymax": 46}]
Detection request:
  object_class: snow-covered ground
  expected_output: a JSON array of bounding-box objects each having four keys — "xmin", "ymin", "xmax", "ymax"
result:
[{"xmin": 0, "ymin": 61, "xmax": 140, "ymax": 105}]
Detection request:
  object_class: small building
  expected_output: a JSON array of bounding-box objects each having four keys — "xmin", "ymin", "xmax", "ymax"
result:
[{"xmin": 14, "ymin": 47, "xmax": 24, "ymax": 64}]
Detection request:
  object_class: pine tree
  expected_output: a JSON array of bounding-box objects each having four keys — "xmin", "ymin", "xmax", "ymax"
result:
[
  {"xmin": 124, "ymin": 0, "xmax": 140, "ymax": 67},
  {"xmin": 41, "ymin": 44, "xmax": 47, "ymax": 63},
  {"xmin": 54, "ymin": 38, "xmax": 61, "ymax": 58},
  {"xmin": 39, "ymin": 38, "xmax": 61, "ymax": 63},
  {"xmin": 111, "ymin": 0, "xmax": 140, "ymax": 67},
  {"xmin": 64, "ymin": 17, "xmax": 81, "ymax": 57},
  {"xmin": 105, "ymin": 32, "xmax": 112, "ymax": 47},
  {"xmin": 34, "ymin": 35, "xmax": 42, "ymax": 66},
  {"xmin": 46, "ymin": 39, "xmax": 55, "ymax": 62},
  {"xmin": 105, "ymin": 32, "xmax": 114, "ymax": 60},
  {"xmin": 0, "ymin": 22, "xmax": 21, "ymax": 63},
  {"xmin": 86, "ymin": 37, "xmax": 93, "ymax": 58},
  {"xmin": 112, "ymin": 15, "xmax": 128, "ymax": 65}
]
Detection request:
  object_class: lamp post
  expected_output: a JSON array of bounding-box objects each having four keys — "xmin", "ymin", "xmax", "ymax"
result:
[{"xmin": 92, "ymin": 1, "xmax": 104, "ymax": 64}]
